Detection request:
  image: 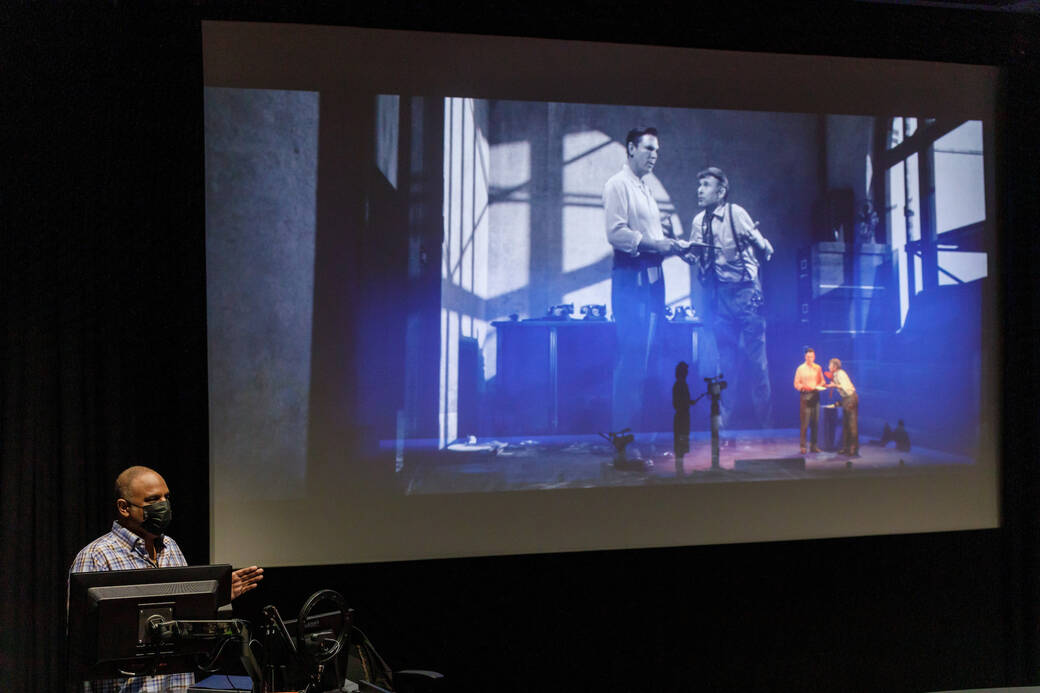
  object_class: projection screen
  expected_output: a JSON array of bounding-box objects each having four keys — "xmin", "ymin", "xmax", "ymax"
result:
[{"xmin": 203, "ymin": 21, "xmax": 1000, "ymax": 568}]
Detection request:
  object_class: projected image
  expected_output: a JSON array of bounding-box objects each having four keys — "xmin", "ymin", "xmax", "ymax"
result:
[
  {"xmin": 205, "ymin": 87, "xmax": 318, "ymax": 501},
  {"xmin": 205, "ymin": 90, "xmax": 990, "ymax": 499}
]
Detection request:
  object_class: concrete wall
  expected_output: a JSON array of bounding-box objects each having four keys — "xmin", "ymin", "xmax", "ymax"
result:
[
  {"xmin": 205, "ymin": 87, "xmax": 318, "ymax": 499},
  {"xmin": 826, "ymin": 114, "xmax": 874, "ymax": 203},
  {"xmin": 441, "ymin": 97, "xmax": 490, "ymax": 444}
]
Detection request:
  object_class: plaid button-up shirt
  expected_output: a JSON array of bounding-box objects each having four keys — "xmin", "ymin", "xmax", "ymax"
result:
[{"xmin": 70, "ymin": 522, "xmax": 193, "ymax": 692}]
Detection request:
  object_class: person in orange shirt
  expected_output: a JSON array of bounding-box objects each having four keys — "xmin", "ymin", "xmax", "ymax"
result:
[{"xmin": 793, "ymin": 347, "xmax": 824, "ymax": 454}]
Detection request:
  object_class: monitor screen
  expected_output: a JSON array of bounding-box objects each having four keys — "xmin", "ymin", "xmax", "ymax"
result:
[
  {"xmin": 67, "ymin": 564, "xmax": 232, "ymax": 682},
  {"xmin": 202, "ymin": 21, "xmax": 1000, "ymax": 567}
]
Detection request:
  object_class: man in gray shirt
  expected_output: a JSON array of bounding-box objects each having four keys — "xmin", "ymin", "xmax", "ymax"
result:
[
  {"xmin": 826, "ymin": 357, "xmax": 859, "ymax": 456},
  {"xmin": 691, "ymin": 166, "xmax": 774, "ymax": 429}
]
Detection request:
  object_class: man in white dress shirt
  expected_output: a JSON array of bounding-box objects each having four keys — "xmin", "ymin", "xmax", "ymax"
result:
[{"xmin": 603, "ymin": 126, "xmax": 682, "ymax": 432}]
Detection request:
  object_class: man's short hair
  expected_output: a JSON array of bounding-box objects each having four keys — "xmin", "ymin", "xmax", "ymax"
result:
[
  {"xmin": 625, "ymin": 126, "xmax": 658, "ymax": 152},
  {"xmin": 804, "ymin": 347, "xmax": 815, "ymax": 355},
  {"xmin": 697, "ymin": 167, "xmax": 729, "ymax": 197},
  {"xmin": 114, "ymin": 465, "xmax": 156, "ymax": 503},
  {"xmin": 829, "ymin": 358, "xmax": 842, "ymax": 371}
]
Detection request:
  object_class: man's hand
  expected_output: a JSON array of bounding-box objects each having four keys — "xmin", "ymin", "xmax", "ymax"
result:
[
  {"xmin": 671, "ymin": 239, "xmax": 697, "ymax": 264},
  {"xmin": 652, "ymin": 238, "xmax": 678, "ymax": 255},
  {"xmin": 231, "ymin": 565, "xmax": 264, "ymax": 600}
]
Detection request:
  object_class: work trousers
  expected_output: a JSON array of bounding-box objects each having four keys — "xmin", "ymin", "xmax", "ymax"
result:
[
  {"xmin": 799, "ymin": 390, "xmax": 820, "ymax": 448},
  {"xmin": 611, "ymin": 262, "xmax": 665, "ymax": 432},
  {"xmin": 706, "ymin": 279, "xmax": 772, "ymax": 428},
  {"xmin": 840, "ymin": 392, "xmax": 859, "ymax": 454}
]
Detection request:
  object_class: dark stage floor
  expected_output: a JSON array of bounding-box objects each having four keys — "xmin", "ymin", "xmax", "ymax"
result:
[{"xmin": 397, "ymin": 428, "xmax": 974, "ymax": 494}]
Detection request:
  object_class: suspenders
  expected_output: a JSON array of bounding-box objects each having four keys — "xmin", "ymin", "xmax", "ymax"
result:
[{"xmin": 704, "ymin": 203, "xmax": 753, "ymax": 283}]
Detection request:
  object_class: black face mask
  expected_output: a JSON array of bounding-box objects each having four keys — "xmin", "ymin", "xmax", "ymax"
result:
[{"xmin": 132, "ymin": 499, "xmax": 172, "ymax": 536}]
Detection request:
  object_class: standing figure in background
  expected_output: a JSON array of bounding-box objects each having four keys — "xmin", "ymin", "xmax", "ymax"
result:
[
  {"xmin": 691, "ymin": 167, "xmax": 774, "ymax": 429},
  {"xmin": 826, "ymin": 357, "xmax": 859, "ymax": 457},
  {"xmin": 603, "ymin": 126, "xmax": 681, "ymax": 432},
  {"xmin": 672, "ymin": 361, "xmax": 705, "ymax": 476},
  {"xmin": 793, "ymin": 347, "xmax": 824, "ymax": 454}
]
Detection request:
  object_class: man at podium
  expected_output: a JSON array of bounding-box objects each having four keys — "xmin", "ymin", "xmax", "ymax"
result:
[{"xmin": 69, "ymin": 465, "xmax": 263, "ymax": 692}]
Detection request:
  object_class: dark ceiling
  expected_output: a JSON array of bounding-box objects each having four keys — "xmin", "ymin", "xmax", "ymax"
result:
[{"xmin": 858, "ymin": 0, "xmax": 1040, "ymax": 12}]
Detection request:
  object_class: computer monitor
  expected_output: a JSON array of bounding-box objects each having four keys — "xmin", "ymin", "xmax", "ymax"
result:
[{"xmin": 67, "ymin": 564, "xmax": 233, "ymax": 684}]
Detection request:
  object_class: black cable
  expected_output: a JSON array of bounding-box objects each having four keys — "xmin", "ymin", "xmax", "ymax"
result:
[
  {"xmin": 318, "ymin": 635, "xmax": 342, "ymax": 659},
  {"xmin": 195, "ymin": 635, "xmax": 239, "ymax": 673}
]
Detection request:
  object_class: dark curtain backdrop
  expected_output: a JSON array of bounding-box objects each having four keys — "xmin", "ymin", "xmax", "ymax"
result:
[
  {"xmin": 1, "ymin": 7, "xmax": 209, "ymax": 691},
  {"xmin": 2, "ymin": 3, "xmax": 1039, "ymax": 693}
]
